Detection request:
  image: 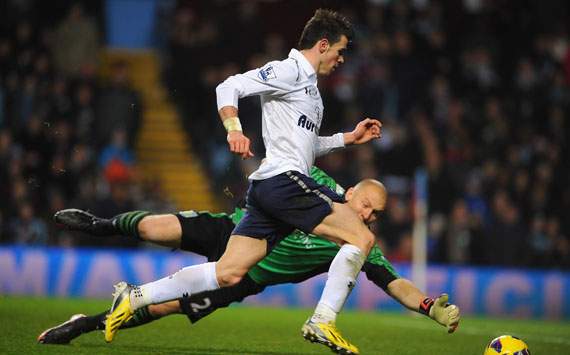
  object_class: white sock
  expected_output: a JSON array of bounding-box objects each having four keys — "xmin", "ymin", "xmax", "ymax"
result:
[
  {"xmin": 130, "ymin": 262, "xmax": 219, "ymax": 309},
  {"xmin": 311, "ymin": 244, "xmax": 365, "ymax": 323}
]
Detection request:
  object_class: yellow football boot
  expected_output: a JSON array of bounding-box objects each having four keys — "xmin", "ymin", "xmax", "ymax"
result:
[
  {"xmin": 105, "ymin": 282, "xmax": 134, "ymax": 342},
  {"xmin": 301, "ymin": 319, "xmax": 359, "ymax": 354}
]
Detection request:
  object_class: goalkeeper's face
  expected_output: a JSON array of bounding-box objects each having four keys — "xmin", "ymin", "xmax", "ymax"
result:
[{"xmin": 345, "ymin": 179, "xmax": 387, "ymax": 225}]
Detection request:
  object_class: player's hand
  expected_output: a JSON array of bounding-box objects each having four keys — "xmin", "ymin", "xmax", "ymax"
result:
[
  {"xmin": 227, "ymin": 131, "xmax": 254, "ymax": 159},
  {"xmin": 429, "ymin": 293, "xmax": 460, "ymax": 333},
  {"xmin": 345, "ymin": 118, "xmax": 382, "ymax": 145}
]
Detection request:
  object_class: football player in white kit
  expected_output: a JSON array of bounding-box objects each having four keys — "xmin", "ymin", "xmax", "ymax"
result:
[{"xmin": 106, "ymin": 9, "xmax": 382, "ymax": 354}]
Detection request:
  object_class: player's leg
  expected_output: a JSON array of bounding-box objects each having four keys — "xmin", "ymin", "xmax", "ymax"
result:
[
  {"xmin": 114, "ymin": 272, "xmax": 265, "ymax": 329},
  {"xmin": 312, "ymin": 202, "xmax": 375, "ymax": 252},
  {"xmin": 54, "ymin": 209, "xmax": 232, "ymax": 249},
  {"xmin": 266, "ymin": 172, "xmax": 375, "ymax": 354},
  {"xmin": 137, "ymin": 214, "xmax": 181, "ymax": 248},
  {"xmin": 214, "ymin": 236, "xmax": 267, "ymax": 286},
  {"xmin": 37, "ymin": 302, "xmax": 179, "ymax": 344},
  {"xmin": 176, "ymin": 211, "xmax": 236, "ymax": 258},
  {"xmin": 311, "ymin": 202, "xmax": 375, "ymax": 323},
  {"xmin": 228, "ymin": 171, "xmax": 368, "ymax": 354},
  {"xmin": 213, "ymin": 179, "xmax": 295, "ymax": 287},
  {"xmin": 40, "ymin": 274, "xmax": 266, "ymax": 345},
  {"xmin": 119, "ymin": 209, "xmax": 237, "ymax": 253},
  {"xmin": 301, "ymin": 202, "xmax": 374, "ymax": 355},
  {"xmin": 54, "ymin": 209, "xmax": 153, "ymax": 238},
  {"xmin": 115, "ymin": 233, "xmax": 265, "ymax": 308},
  {"xmin": 180, "ymin": 274, "xmax": 265, "ymax": 323},
  {"xmin": 37, "ymin": 313, "xmax": 94, "ymax": 344},
  {"xmin": 109, "ymin": 211, "xmax": 254, "ymax": 317},
  {"xmin": 106, "ymin": 240, "xmax": 266, "ymax": 342},
  {"xmin": 54, "ymin": 208, "xmax": 119, "ymax": 236},
  {"xmin": 105, "ymin": 181, "xmax": 280, "ymax": 342}
]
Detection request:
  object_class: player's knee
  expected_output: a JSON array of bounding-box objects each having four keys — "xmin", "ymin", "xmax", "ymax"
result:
[
  {"xmin": 216, "ymin": 268, "xmax": 246, "ymax": 287},
  {"xmin": 218, "ymin": 273, "xmax": 243, "ymax": 287},
  {"xmin": 353, "ymin": 229, "xmax": 375, "ymax": 254},
  {"xmin": 363, "ymin": 230, "xmax": 375, "ymax": 252}
]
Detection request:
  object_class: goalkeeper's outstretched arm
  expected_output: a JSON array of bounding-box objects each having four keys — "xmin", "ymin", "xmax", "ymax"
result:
[{"xmin": 386, "ymin": 278, "xmax": 460, "ymax": 333}]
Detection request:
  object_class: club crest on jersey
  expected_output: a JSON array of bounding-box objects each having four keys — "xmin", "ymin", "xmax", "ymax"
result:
[
  {"xmin": 258, "ymin": 65, "xmax": 276, "ymax": 81},
  {"xmin": 298, "ymin": 114, "xmax": 319, "ymax": 134}
]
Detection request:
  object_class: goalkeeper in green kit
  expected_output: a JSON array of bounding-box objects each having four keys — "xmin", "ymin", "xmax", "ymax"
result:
[{"xmin": 38, "ymin": 167, "xmax": 460, "ymax": 345}]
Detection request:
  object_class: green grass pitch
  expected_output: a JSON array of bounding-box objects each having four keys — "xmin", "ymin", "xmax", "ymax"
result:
[{"xmin": 1, "ymin": 296, "xmax": 569, "ymax": 354}]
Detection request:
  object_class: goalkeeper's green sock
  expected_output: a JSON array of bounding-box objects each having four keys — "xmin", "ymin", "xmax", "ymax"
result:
[
  {"xmin": 121, "ymin": 305, "xmax": 159, "ymax": 329},
  {"xmin": 111, "ymin": 211, "xmax": 151, "ymax": 240},
  {"xmin": 86, "ymin": 306, "xmax": 157, "ymax": 331}
]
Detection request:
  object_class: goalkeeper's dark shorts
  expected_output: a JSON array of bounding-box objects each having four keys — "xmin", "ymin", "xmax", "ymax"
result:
[{"xmin": 175, "ymin": 210, "xmax": 234, "ymax": 261}]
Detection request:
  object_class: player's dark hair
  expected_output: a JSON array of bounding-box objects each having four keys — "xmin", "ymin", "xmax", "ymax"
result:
[{"xmin": 298, "ymin": 9, "xmax": 353, "ymax": 49}]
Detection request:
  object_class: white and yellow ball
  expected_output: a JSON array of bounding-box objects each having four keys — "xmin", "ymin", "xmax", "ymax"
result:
[{"xmin": 483, "ymin": 335, "xmax": 530, "ymax": 355}]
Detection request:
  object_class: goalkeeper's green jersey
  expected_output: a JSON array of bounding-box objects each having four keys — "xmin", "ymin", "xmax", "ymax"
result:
[{"xmin": 233, "ymin": 167, "xmax": 399, "ymax": 290}]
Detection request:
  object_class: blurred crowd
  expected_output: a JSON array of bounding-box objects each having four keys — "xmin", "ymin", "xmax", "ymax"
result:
[
  {"xmin": 162, "ymin": 0, "xmax": 570, "ymax": 269},
  {"xmin": 0, "ymin": 2, "xmax": 172, "ymax": 248},
  {"xmin": 0, "ymin": 0, "xmax": 568, "ymax": 269}
]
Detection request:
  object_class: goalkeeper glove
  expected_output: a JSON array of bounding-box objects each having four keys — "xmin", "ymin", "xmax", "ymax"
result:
[{"xmin": 420, "ymin": 293, "xmax": 460, "ymax": 333}]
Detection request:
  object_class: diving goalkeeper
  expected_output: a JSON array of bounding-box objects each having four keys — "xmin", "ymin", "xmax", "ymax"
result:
[{"xmin": 38, "ymin": 167, "xmax": 460, "ymax": 345}]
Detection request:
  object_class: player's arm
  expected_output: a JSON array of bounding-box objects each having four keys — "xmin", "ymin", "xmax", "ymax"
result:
[
  {"xmin": 315, "ymin": 133, "xmax": 345, "ymax": 157},
  {"xmin": 219, "ymin": 105, "xmax": 254, "ymax": 159},
  {"xmin": 343, "ymin": 118, "xmax": 382, "ymax": 145},
  {"xmin": 385, "ymin": 278, "xmax": 424, "ymax": 311},
  {"xmin": 386, "ymin": 278, "xmax": 460, "ymax": 333},
  {"xmin": 364, "ymin": 260, "xmax": 461, "ymax": 333},
  {"xmin": 362, "ymin": 254, "xmax": 460, "ymax": 334},
  {"xmin": 216, "ymin": 61, "xmax": 298, "ymax": 159},
  {"xmin": 315, "ymin": 118, "xmax": 382, "ymax": 157}
]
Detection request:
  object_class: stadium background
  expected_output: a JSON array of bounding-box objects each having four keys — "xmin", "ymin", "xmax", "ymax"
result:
[{"xmin": 1, "ymin": 0, "xmax": 569, "ymax": 339}]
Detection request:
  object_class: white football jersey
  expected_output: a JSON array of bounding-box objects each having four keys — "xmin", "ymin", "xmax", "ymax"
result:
[{"xmin": 216, "ymin": 49, "xmax": 344, "ymax": 180}]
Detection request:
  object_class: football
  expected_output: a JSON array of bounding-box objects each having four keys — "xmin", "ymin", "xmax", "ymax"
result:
[{"xmin": 483, "ymin": 335, "xmax": 530, "ymax": 355}]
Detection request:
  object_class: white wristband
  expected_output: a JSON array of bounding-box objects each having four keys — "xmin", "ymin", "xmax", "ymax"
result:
[{"xmin": 223, "ymin": 116, "xmax": 242, "ymax": 132}]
